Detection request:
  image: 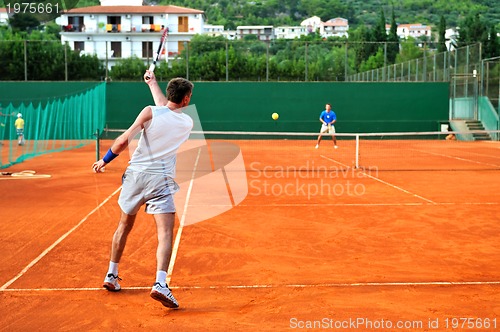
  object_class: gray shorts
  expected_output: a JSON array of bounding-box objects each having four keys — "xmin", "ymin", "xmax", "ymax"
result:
[{"xmin": 118, "ymin": 168, "xmax": 180, "ymax": 215}]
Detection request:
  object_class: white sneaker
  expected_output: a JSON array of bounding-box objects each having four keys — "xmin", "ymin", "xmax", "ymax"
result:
[
  {"xmin": 150, "ymin": 282, "xmax": 179, "ymax": 308},
  {"xmin": 103, "ymin": 273, "xmax": 121, "ymax": 292},
  {"xmin": 315, "ymin": 144, "xmax": 319, "ymax": 149},
  {"xmin": 334, "ymin": 145, "xmax": 338, "ymax": 149}
]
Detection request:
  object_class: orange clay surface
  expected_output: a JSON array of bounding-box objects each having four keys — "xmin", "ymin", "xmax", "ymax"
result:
[{"xmin": 0, "ymin": 140, "xmax": 499, "ymax": 331}]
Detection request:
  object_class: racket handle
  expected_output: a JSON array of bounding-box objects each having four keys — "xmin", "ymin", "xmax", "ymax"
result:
[{"xmin": 146, "ymin": 64, "xmax": 156, "ymax": 79}]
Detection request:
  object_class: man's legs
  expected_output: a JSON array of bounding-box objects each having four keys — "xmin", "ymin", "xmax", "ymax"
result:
[
  {"xmin": 103, "ymin": 211, "xmax": 137, "ymax": 291},
  {"xmin": 316, "ymin": 126, "xmax": 327, "ymax": 148},
  {"xmin": 110, "ymin": 211, "xmax": 137, "ymax": 263},
  {"xmin": 153, "ymin": 212, "xmax": 175, "ymax": 272},
  {"xmin": 332, "ymin": 134, "xmax": 338, "ymax": 148},
  {"xmin": 315, "ymin": 134, "xmax": 322, "ymax": 148},
  {"xmin": 150, "ymin": 212, "xmax": 179, "ymax": 308}
]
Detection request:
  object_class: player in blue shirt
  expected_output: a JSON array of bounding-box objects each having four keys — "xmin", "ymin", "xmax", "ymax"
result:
[{"xmin": 315, "ymin": 103, "xmax": 338, "ymax": 149}]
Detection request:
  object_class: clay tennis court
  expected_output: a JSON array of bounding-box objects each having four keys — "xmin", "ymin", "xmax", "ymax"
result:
[{"xmin": 1, "ymin": 137, "xmax": 499, "ymax": 331}]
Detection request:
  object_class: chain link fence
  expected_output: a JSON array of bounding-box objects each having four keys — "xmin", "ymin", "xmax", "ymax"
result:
[
  {"xmin": 0, "ymin": 38, "xmax": 487, "ymax": 86},
  {"xmin": 482, "ymin": 56, "xmax": 500, "ymax": 114},
  {"xmin": 346, "ymin": 44, "xmax": 481, "ymax": 83}
]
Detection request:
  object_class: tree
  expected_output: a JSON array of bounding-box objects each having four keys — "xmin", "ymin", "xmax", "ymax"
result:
[
  {"xmin": 68, "ymin": 51, "xmax": 106, "ymax": 80},
  {"xmin": 9, "ymin": 13, "xmax": 40, "ymax": 32},
  {"xmin": 373, "ymin": 8, "xmax": 387, "ymax": 44},
  {"xmin": 108, "ymin": 56, "xmax": 146, "ymax": 80},
  {"xmin": 437, "ymin": 15, "xmax": 447, "ymax": 53},
  {"xmin": 44, "ymin": 22, "xmax": 61, "ymax": 38},
  {"xmin": 359, "ymin": 47, "xmax": 385, "ymax": 72},
  {"xmin": 368, "ymin": 7, "xmax": 387, "ymax": 63},
  {"xmin": 457, "ymin": 13, "xmax": 488, "ymax": 47},
  {"xmin": 484, "ymin": 25, "xmax": 500, "ymax": 58},
  {"xmin": 348, "ymin": 25, "xmax": 372, "ymax": 71},
  {"xmin": 386, "ymin": 8, "xmax": 399, "ymax": 64},
  {"xmin": 0, "ymin": 30, "xmax": 25, "ymax": 80},
  {"xmin": 396, "ymin": 37, "xmax": 423, "ymax": 63}
]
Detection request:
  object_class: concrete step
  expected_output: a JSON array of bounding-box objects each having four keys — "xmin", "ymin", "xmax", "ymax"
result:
[{"xmin": 465, "ymin": 120, "xmax": 490, "ymax": 141}]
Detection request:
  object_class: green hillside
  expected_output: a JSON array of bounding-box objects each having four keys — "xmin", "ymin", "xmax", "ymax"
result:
[
  {"xmin": 3, "ymin": 0, "xmax": 498, "ymax": 32},
  {"xmin": 152, "ymin": 0, "xmax": 499, "ymax": 30}
]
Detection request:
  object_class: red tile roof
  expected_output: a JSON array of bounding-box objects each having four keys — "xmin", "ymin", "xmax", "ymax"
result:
[
  {"xmin": 386, "ymin": 23, "xmax": 431, "ymax": 31},
  {"xmin": 64, "ymin": 5, "xmax": 203, "ymax": 15},
  {"xmin": 323, "ymin": 19, "xmax": 348, "ymax": 27}
]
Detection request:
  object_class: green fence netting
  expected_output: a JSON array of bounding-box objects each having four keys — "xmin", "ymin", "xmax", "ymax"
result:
[{"xmin": 0, "ymin": 82, "xmax": 106, "ymax": 168}]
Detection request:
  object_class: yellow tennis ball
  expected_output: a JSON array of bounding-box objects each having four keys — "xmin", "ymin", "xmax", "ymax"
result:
[{"xmin": 272, "ymin": 112, "xmax": 279, "ymax": 120}]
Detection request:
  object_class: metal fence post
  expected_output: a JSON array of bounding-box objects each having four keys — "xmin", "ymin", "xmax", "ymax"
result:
[
  {"xmin": 226, "ymin": 41, "xmax": 229, "ymax": 82},
  {"xmin": 305, "ymin": 41, "xmax": 308, "ymax": 82},
  {"xmin": 64, "ymin": 43, "xmax": 68, "ymax": 81},
  {"xmin": 266, "ymin": 41, "xmax": 269, "ymax": 82},
  {"xmin": 184, "ymin": 41, "xmax": 189, "ymax": 80},
  {"xmin": 24, "ymin": 40, "xmax": 28, "ymax": 81}
]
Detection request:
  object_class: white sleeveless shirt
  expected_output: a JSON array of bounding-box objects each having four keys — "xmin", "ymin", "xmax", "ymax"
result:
[{"xmin": 128, "ymin": 106, "xmax": 193, "ymax": 177}]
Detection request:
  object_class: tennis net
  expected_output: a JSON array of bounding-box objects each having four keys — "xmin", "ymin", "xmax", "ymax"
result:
[
  {"xmin": 0, "ymin": 83, "xmax": 106, "ymax": 169},
  {"xmin": 97, "ymin": 129, "xmax": 500, "ymax": 172}
]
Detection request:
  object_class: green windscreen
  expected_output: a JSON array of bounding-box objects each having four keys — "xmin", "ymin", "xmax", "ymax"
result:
[{"xmin": 0, "ymin": 83, "xmax": 106, "ymax": 168}]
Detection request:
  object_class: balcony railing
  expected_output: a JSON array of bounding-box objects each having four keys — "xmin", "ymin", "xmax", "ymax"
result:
[{"xmin": 61, "ymin": 24, "xmax": 169, "ymax": 33}]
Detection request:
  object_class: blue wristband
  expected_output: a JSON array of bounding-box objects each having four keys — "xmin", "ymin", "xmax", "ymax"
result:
[{"xmin": 103, "ymin": 148, "xmax": 119, "ymax": 163}]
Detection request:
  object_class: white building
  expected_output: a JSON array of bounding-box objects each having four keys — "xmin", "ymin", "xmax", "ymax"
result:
[
  {"xmin": 322, "ymin": 17, "xmax": 349, "ymax": 38},
  {"xmin": 385, "ymin": 23, "xmax": 432, "ymax": 40},
  {"xmin": 204, "ymin": 24, "xmax": 225, "ymax": 37},
  {"xmin": 445, "ymin": 27, "xmax": 459, "ymax": 51},
  {"xmin": 58, "ymin": 0, "xmax": 205, "ymax": 68},
  {"xmin": 300, "ymin": 16, "xmax": 322, "ymax": 35},
  {"xmin": 275, "ymin": 26, "xmax": 307, "ymax": 39},
  {"xmin": 236, "ymin": 26, "xmax": 274, "ymax": 41},
  {"xmin": 276, "ymin": 17, "xmax": 349, "ymax": 40},
  {"xmin": 0, "ymin": 8, "xmax": 9, "ymax": 25},
  {"xmin": 203, "ymin": 24, "xmax": 237, "ymax": 40},
  {"xmin": 222, "ymin": 30, "xmax": 237, "ymax": 40}
]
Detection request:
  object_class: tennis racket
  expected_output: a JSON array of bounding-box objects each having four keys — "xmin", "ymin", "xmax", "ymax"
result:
[{"xmin": 146, "ymin": 27, "xmax": 169, "ymax": 79}]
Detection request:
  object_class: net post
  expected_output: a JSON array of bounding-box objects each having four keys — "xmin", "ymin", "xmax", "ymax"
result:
[
  {"xmin": 95, "ymin": 129, "xmax": 101, "ymax": 161},
  {"xmin": 355, "ymin": 134, "xmax": 360, "ymax": 169}
]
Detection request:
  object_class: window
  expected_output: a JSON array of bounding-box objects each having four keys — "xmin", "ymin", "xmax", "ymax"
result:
[
  {"xmin": 107, "ymin": 16, "xmax": 121, "ymax": 25},
  {"xmin": 67, "ymin": 16, "xmax": 84, "ymax": 32},
  {"xmin": 142, "ymin": 16, "xmax": 153, "ymax": 24},
  {"xmin": 107, "ymin": 16, "xmax": 121, "ymax": 32},
  {"xmin": 178, "ymin": 40, "xmax": 187, "ymax": 54},
  {"xmin": 110, "ymin": 42, "xmax": 121, "ymax": 58},
  {"xmin": 142, "ymin": 41, "xmax": 153, "ymax": 58},
  {"xmin": 74, "ymin": 41, "xmax": 84, "ymax": 52},
  {"xmin": 178, "ymin": 16, "xmax": 188, "ymax": 33}
]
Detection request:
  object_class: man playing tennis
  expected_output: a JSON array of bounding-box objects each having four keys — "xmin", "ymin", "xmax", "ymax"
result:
[
  {"xmin": 92, "ymin": 71, "xmax": 194, "ymax": 309},
  {"xmin": 315, "ymin": 103, "xmax": 338, "ymax": 149}
]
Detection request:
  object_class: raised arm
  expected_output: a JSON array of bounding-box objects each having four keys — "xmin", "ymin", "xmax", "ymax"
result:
[
  {"xmin": 92, "ymin": 106, "xmax": 153, "ymax": 173},
  {"xmin": 144, "ymin": 70, "xmax": 168, "ymax": 106}
]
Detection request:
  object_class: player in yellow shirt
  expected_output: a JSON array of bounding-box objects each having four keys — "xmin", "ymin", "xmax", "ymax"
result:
[{"xmin": 15, "ymin": 113, "xmax": 25, "ymax": 145}]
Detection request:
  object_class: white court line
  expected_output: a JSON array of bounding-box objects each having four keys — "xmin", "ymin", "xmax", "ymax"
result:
[
  {"xmin": 2, "ymin": 280, "xmax": 499, "ymax": 292},
  {"xmin": 166, "ymin": 147, "xmax": 201, "ymax": 285},
  {"xmin": 466, "ymin": 150, "xmax": 500, "ymax": 160},
  {"xmin": 410, "ymin": 148, "xmax": 500, "ymax": 168},
  {"xmin": 189, "ymin": 202, "xmax": 500, "ymax": 207},
  {"xmin": 0, "ymin": 186, "xmax": 123, "ymax": 291},
  {"xmin": 320, "ymin": 155, "xmax": 436, "ymax": 204}
]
